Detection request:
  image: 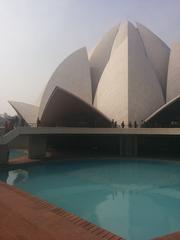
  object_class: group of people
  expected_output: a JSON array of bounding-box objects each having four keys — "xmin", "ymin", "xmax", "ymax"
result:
[
  {"xmin": 120, "ymin": 120, "xmax": 139, "ymax": 128},
  {"xmin": 4, "ymin": 119, "xmax": 14, "ymax": 133},
  {"xmin": 4, "ymin": 116, "xmax": 25, "ymax": 134},
  {"xmin": 111, "ymin": 119, "xmax": 144, "ymax": 128}
]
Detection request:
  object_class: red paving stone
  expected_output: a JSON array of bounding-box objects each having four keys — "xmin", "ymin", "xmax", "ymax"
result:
[
  {"xmin": 0, "ymin": 182, "xmax": 123, "ymax": 240},
  {"xmin": 153, "ymin": 232, "xmax": 180, "ymax": 240},
  {"xmin": 8, "ymin": 156, "xmax": 39, "ymax": 164}
]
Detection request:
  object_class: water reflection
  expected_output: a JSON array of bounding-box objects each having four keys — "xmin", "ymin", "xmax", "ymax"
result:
[
  {"xmin": 1, "ymin": 160, "xmax": 180, "ymax": 240},
  {"xmin": 6, "ymin": 169, "xmax": 28, "ymax": 186},
  {"xmin": 96, "ymin": 182, "xmax": 180, "ymax": 240}
]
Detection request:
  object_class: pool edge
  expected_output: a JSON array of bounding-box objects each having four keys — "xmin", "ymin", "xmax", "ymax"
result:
[
  {"xmin": 0, "ymin": 181, "xmax": 180, "ymax": 240},
  {"xmin": 0, "ymin": 181, "xmax": 123, "ymax": 240}
]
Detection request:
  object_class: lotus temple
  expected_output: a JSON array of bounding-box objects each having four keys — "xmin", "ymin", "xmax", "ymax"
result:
[
  {"xmin": 1, "ymin": 21, "xmax": 180, "ymax": 240},
  {"xmin": 8, "ymin": 21, "xmax": 180, "ymax": 128}
]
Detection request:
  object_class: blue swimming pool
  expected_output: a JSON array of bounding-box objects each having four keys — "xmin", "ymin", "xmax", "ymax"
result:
[
  {"xmin": 9, "ymin": 149, "xmax": 26, "ymax": 159},
  {"xmin": 0, "ymin": 159, "xmax": 180, "ymax": 240}
]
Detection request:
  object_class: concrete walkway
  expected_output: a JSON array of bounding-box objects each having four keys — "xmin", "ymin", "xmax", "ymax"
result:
[{"xmin": 2, "ymin": 126, "xmax": 180, "ymax": 146}]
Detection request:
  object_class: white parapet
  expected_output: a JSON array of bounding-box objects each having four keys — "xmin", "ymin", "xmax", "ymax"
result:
[
  {"xmin": 39, "ymin": 47, "xmax": 92, "ymax": 119},
  {"xmin": 137, "ymin": 23, "xmax": 170, "ymax": 98},
  {"xmin": 166, "ymin": 42, "xmax": 180, "ymax": 102},
  {"xmin": 8, "ymin": 101, "xmax": 39, "ymax": 125},
  {"xmin": 94, "ymin": 22, "xmax": 165, "ymax": 125},
  {"xmin": 89, "ymin": 25, "xmax": 119, "ymax": 99}
]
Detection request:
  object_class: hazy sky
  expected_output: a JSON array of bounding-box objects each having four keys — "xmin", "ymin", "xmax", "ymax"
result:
[{"xmin": 0, "ymin": 0, "xmax": 180, "ymax": 115}]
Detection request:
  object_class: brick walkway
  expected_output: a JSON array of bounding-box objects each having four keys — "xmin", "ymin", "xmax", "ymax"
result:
[
  {"xmin": 0, "ymin": 181, "xmax": 180, "ymax": 240},
  {"xmin": 8, "ymin": 155, "xmax": 39, "ymax": 164},
  {"xmin": 0, "ymin": 182, "xmax": 123, "ymax": 240},
  {"xmin": 153, "ymin": 232, "xmax": 180, "ymax": 240}
]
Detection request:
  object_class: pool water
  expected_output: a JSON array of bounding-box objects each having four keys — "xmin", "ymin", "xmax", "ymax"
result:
[
  {"xmin": 9, "ymin": 149, "xmax": 26, "ymax": 159},
  {"xmin": 0, "ymin": 159, "xmax": 180, "ymax": 240}
]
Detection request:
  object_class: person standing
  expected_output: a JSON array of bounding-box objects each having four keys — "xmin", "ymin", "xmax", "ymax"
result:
[
  {"xmin": 134, "ymin": 121, "xmax": 138, "ymax": 128},
  {"xmin": 37, "ymin": 118, "xmax": 41, "ymax": 127},
  {"xmin": 121, "ymin": 121, "xmax": 125, "ymax": 128},
  {"xmin": 4, "ymin": 120, "xmax": 8, "ymax": 133},
  {"xmin": 128, "ymin": 121, "xmax": 132, "ymax": 128}
]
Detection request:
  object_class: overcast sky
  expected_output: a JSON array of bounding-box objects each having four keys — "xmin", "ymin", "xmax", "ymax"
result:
[{"xmin": 0, "ymin": 0, "xmax": 180, "ymax": 115}]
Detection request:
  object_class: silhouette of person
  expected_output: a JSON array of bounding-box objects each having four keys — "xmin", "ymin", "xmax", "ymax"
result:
[
  {"xmin": 128, "ymin": 121, "xmax": 132, "ymax": 128},
  {"xmin": 134, "ymin": 121, "xmax": 138, "ymax": 128},
  {"xmin": 121, "ymin": 121, "xmax": 125, "ymax": 128},
  {"xmin": 111, "ymin": 119, "xmax": 114, "ymax": 128},
  {"xmin": 4, "ymin": 120, "xmax": 8, "ymax": 133},
  {"xmin": 37, "ymin": 118, "xmax": 41, "ymax": 127}
]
